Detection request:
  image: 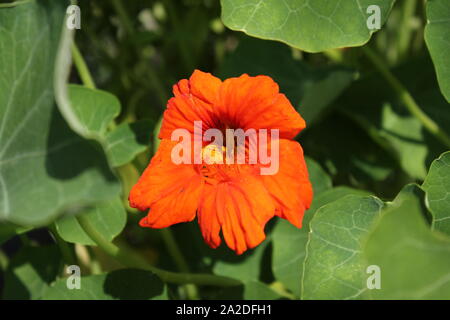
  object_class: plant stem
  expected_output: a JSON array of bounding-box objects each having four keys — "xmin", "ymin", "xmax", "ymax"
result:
[
  {"xmin": 49, "ymin": 224, "xmax": 77, "ymax": 266},
  {"xmin": 161, "ymin": 229, "xmax": 199, "ymax": 299},
  {"xmin": 397, "ymin": 0, "xmax": 417, "ymax": 62},
  {"xmin": 362, "ymin": 46, "xmax": 450, "ymax": 149},
  {"xmin": 0, "ymin": 249, "xmax": 9, "ymax": 270},
  {"xmin": 76, "ymin": 214, "xmax": 241, "ymax": 287},
  {"xmin": 111, "ymin": 0, "xmax": 134, "ymax": 35},
  {"xmin": 163, "ymin": 0, "xmax": 195, "ymax": 72},
  {"xmin": 0, "ymin": 0, "xmax": 33, "ymax": 8},
  {"xmin": 109, "ymin": 0, "xmax": 168, "ymax": 108},
  {"xmin": 71, "ymin": 44, "xmax": 96, "ymax": 89}
]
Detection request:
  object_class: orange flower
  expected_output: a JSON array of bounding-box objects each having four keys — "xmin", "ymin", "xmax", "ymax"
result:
[{"xmin": 129, "ymin": 70, "xmax": 313, "ymax": 254}]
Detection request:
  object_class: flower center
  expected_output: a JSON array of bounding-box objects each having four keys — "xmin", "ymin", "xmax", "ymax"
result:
[{"xmin": 201, "ymin": 143, "xmax": 226, "ymax": 164}]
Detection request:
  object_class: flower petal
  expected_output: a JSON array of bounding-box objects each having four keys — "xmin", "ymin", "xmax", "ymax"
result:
[
  {"xmin": 159, "ymin": 70, "xmax": 222, "ymax": 139},
  {"xmin": 129, "ymin": 140, "xmax": 203, "ymax": 228},
  {"xmin": 139, "ymin": 176, "xmax": 203, "ymax": 228},
  {"xmin": 260, "ymin": 139, "xmax": 313, "ymax": 228},
  {"xmin": 218, "ymin": 74, "xmax": 305, "ymax": 139},
  {"xmin": 198, "ymin": 173, "xmax": 275, "ymax": 254}
]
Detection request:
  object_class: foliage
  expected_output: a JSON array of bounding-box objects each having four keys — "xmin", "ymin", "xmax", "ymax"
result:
[{"xmin": 0, "ymin": 0, "xmax": 449, "ymax": 300}]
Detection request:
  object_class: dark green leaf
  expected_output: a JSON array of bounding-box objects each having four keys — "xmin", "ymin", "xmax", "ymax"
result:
[
  {"xmin": 42, "ymin": 269, "xmax": 167, "ymax": 300},
  {"xmin": 305, "ymin": 157, "xmax": 332, "ymax": 196},
  {"xmin": 0, "ymin": 223, "xmax": 31, "ymax": 246},
  {"xmin": 3, "ymin": 245, "xmax": 61, "ymax": 300},
  {"xmin": 220, "ymin": 37, "xmax": 355, "ymax": 124}
]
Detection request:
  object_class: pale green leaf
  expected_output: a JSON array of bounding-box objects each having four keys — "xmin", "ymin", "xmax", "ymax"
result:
[
  {"xmin": 425, "ymin": 0, "xmax": 450, "ymax": 102},
  {"xmin": 220, "ymin": 0, "xmax": 395, "ymax": 52},
  {"xmin": 0, "ymin": 0, "xmax": 120, "ymax": 226},
  {"xmin": 272, "ymin": 187, "xmax": 371, "ymax": 297},
  {"xmin": 364, "ymin": 184, "xmax": 450, "ymax": 299},
  {"xmin": 422, "ymin": 151, "xmax": 450, "ymax": 235},
  {"xmin": 68, "ymin": 84, "xmax": 120, "ymax": 139},
  {"xmin": 301, "ymin": 195, "xmax": 384, "ymax": 299},
  {"xmin": 55, "ymin": 197, "xmax": 126, "ymax": 246},
  {"xmin": 105, "ymin": 120, "xmax": 153, "ymax": 167}
]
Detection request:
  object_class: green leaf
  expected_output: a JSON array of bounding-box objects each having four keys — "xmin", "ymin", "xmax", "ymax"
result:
[
  {"xmin": 425, "ymin": 0, "xmax": 450, "ymax": 102},
  {"xmin": 338, "ymin": 57, "xmax": 449, "ymax": 181},
  {"xmin": 68, "ymin": 86, "xmax": 152, "ymax": 167},
  {"xmin": 272, "ymin": 187, "xmax": 371, "ymax": 297},
  {"xmin": 42, "ymin": 269, "xmax": 167, "ymax": 300},
  {"xmin": 55, "ymin": 197, "xmax": 126, "ymax": 246},
  {"xmin": 364, "ymin": 184, "xmax": 450, "ymax": 299},
  {"xmin": 212, "ymin": 239, "xmax": 281, "ymax": 298},
  {"xmin": 220, "ymin": 37, "xmax": 355, "ymax": 124},
  {"xmin": 422, "ymin": 151, "xmax": 450, "ymax": 235},
  {"xmin": 105, "ymin": 120, "xmax": 153, "ymax": 167},
  {"xmin": 376, "ymin": 102, "xmax": 432, "ymax": 179},
  {"xmin": 220, "ymin": 0, "xmax": 395, "ymax": 52},
  {"xmin": 213, "ymin": 239, "xmax": 268, "ymax": 282},
  {"xmin": 3, "ymin": 245, "xmax": 61, "ymax": 300},
  {"xmin": 0, "ymin": 223, "xmax": 31, "ymax": 246},
  {"xmin": 68, "ymin": 84, "xmax": 121, "ymax": 139},
  {"xmin": 305, "ymin": 157, "xmax": 332, "ymax": 195},
  {"xmin": 0, "ymin": 0, "xmax": 120, "ymax": 226},
  {"xmin": 244, "ymin": 281, "xmax": 283, "ymax": 300},
  {"xmin": 301, "ymin": 194, "xmax": 384, "ymax": 299},
  {"xmin": 209, "ymin": 280, "xmax": 282, "ymax": 300}
]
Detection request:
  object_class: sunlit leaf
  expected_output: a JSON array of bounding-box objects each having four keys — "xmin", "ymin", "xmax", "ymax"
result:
[
  {"xmin": 220, "ymin": 0, "xmax": 395, "ymax": 52},
  {"xmin": 301, "ymin": 195, "xmax": 383, "ymax": 299},
  {"xmin": 422, "ymin": 151, "xmax": 450, "ymax": 235},
  {"xmin": 364, "ymin": 184, "xmax": 450, "ymax": 299},
  {"xmin": 105, "ymin": 120, "xmax": 153, "ymax": 167},
  {"xmin": 68, "ymin": 84, "xmax": 120, "ymax": 139},
  {"xmin": 0, "ymin": 0, "xmax": 120, "ymax": 226},
  {"xmin": 425, "ymin": 0, "xmax": 450, "ymax": 102},
  {"xmin": 55, "ymin": 197, "xmax": 126, "ymax": 246},
  {"xmin": 272, "ymin": 187, "xmax": 371, "ymax": 297}
]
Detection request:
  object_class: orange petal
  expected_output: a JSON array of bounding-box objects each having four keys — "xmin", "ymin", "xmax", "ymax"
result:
[
  {"xmin": 139, "ymin": 176, "xmax": 203, "ymax": 228},
  {"xmin": 198, "ymin": 174, "xmax": 275, "ymax": 255},
  {"xmin": 218, "ymin": 74, "xmax": 305, "ymax": 139},
  {"xmin": 129, "ymin": 140, "xmax": 203, "ymax": 227},
  {"xmin": 260, "ymin": 139, "xmax": 313, "ymax": 228},
  {"xmin": 159, "ymin": 70, "xmax": 222, "ymax": 140}
]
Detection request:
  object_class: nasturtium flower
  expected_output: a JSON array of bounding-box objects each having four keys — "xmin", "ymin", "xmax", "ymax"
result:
[{"xmin": 129, "ymin": 70, "xmax": 313, "ymax": 254}]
